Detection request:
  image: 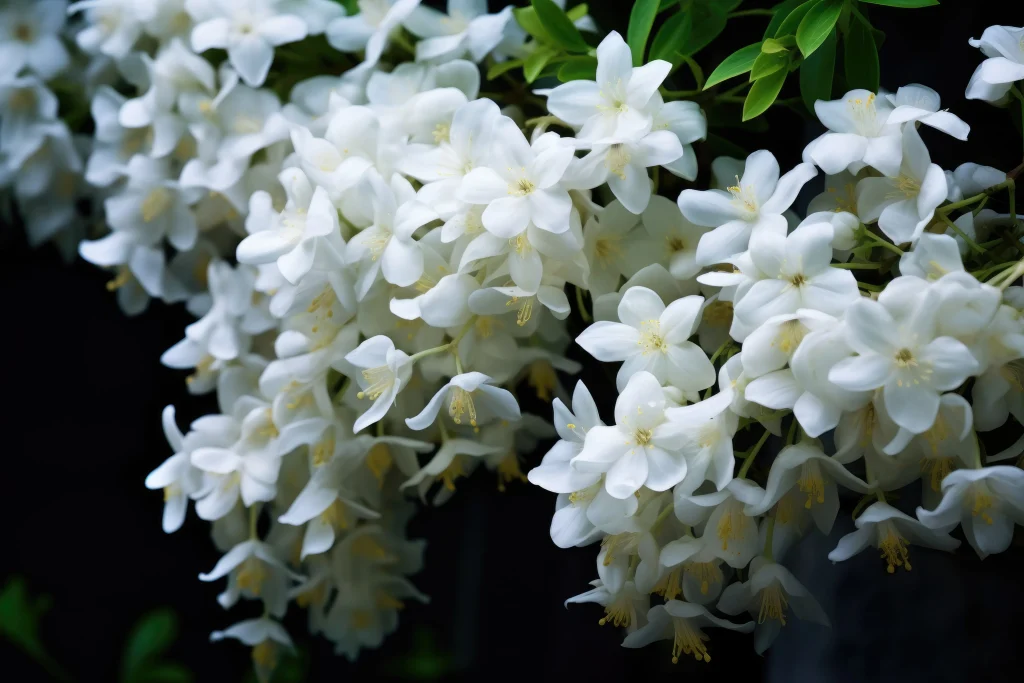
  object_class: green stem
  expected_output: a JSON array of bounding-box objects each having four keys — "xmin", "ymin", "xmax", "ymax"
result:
[
  {"xmin": 408, "ymin": 344, "xmax": 452, "ymax": 364},
  {"xmin": 708, "ymin": 339, "xmax": 734, "ymax": 366},
  {"xmin": 857, "ymin": 281, "xmax": 882, "ymax": 292},
  {"xmin": 851, "ymin": 493, "xmax": 874, "ymax": 520},
  {"xmin": 832, "ymin": 262, "xmax": 880, "ymax": 270},
  {"xmin": 738, "ymin": 428, "xmax": 771, "ymax": 479},
  {"xmin": 862, "ymin": 230, "xmax": 904, "ymax": 256},
  {"xmin": 938, "ymin": 213, "xmax": 984, "ymax": 253},
  {"xmin": 249, "ymin": 504, "xmax": 260, "ymax": 540},
  {"xmin": 728, "ymin": 8, "xmax": 775, "ymax": 18},
  {"xmin": 575, "ymin": 286, "xmax": 592, "ymax": 323}
]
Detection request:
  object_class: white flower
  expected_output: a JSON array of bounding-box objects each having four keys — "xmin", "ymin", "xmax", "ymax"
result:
[
  {"xmin": 405, "ymin": 371, "xmax": 520, "ymax": 431},
  {"xmin": 803, "ymin": 89, "xmax": 902, "ymax": 176},
  {"xmin": 571, "ymin": 130, "xmax": 683, "ymax": 214},
  {"xmin": 649, "ymin": 95, "xmax": 706, "ymax": 181},
  {"xmin": 678, "ymin": 150, "xmax": 817, "ymax": 266},
  {"xmin": 855, "ymin": 125, "xmax": 947, "ymax": 245},
  {"xmin": 828, "ymin": 501, "xmax": 959, "ymax": 572},
  {"xmin": 0, "ymin": 0, "xmax": 69, "ymax": 80},
  {"xmin": 188, "ymin": 0, "xmax": 308, "ymax": 86},
  {"xmin": 458, "ymin": 118, "xmax": 574, "ymax": 237},
  {"xmin": 200, "ymin": 539, "xmax": 300, "ymax": 616},
  {"xmin": 404, "ymin": 0, "xmax": 512, "ymax": 63},
  {"xmin": 326, "ymin": 0, "xmax": 422, "ymax": 70},
  {"xmin": 0, "ymin": 76, "xmax": 57, "ymax": 150},
  {"xmin": 828, "ymin": 284, "xmax": 980, "ymax": 433},
  {"xmin": 344, "ymin": 335, "xmax": 413, "ymax": 433},
  {"xmin": 739, "ymin": 308, "xmax": 835, "ymax": 379},
  {"xmin": 579, "ymin": 200, "xmax": 646, "ymax": 296},
  {"xmin": 210, "ymin": 616, "xmax": 293, "ymax": 678},
  {"xmin": 545, "ymin": 31, "xmax": 670, "ymax": 144},
  {"xmin": 743, "ymin": 441, "xmax": 870, "ymax": 534},
  {"xmin": 68, "ymin": 0, "xmax": 144, "ymax": 58},
  {"xmin": 665, "ymin": 393, "xmax": 738, "ymax": 494},
  {"xmin": 347, "ymin": 171, "xmax": 438, "ymax": 298},
  {"xmin": 917, "ymin": 466, "xmax": 1024, "ymax": 559},
  {"xmin": 621, "ymin": 601, "xmax": 753, "ymax": 664},
  {"xmin": 238, "ymin": 170, "xmax": 345, "ymax": 284},
  {"xmin": 576, "ymin": 286, "xmax": 714, "ymax": 394},
  {"xmin": 572, "ymin": 372, "xmax": 709, "ymax": 498},
  {"xmin": 898, "ymin": 233, "xmax": 964, "ymax": 281},
  {"xmin": 119, "ymin": 38, "xmax": 216, "ymax": 130},
  {"xmin": 717, "ymin": 556, "xmax": 829, "ymax": 654},
  {"xmin": 966, "ymin": 25, "xmax": 1024, "ymax": 103},
  {"xmin": 191, "ymin": 440, "xmax": 281, "ymax": 517},
  {"xmin": 145, "ymin": 406, "xmax": 203, "ymax": 533},
  {"xmin": 732, "ymin": 222, "xmax": 859, "ymax": 338},
  {"xmin": 641, "ymin": 195, "xmax": 709, "ymax": 281},
  {"xmin": 886, "ymin": 84, "xmax": 970, "ymax": 140},
  {"xmin": 565, "ymin": 580, "xmax": 649, "ymax": 632}
]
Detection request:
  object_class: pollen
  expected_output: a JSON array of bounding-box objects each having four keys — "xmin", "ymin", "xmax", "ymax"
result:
[
  {"xmin": 358, "ymin": 366, "xmax": 394, "ymax": 400},
  {"xmin": 508, "ymin": 176, "xmax": 535, "ymax": 196},
  {"xmin": 716, "ymin": 500, "xmax": 747, "ymax": 551},
  {"xmin": 605, "ymin": 144, "xmax": 631, "ymax": 180},
  {"xmin": 593, "ymin": 236, "xmax": 621, "ymax": 263},
  {"xmin": 797, "ymin": 461, "xmax": 826, "ymax": 509},
  {"xmin": 878, "ymin": 521, "xmax": 912, "ymax": 573},
  {"xmin": 971, "ymin": 486, "xmax": 995, "ymax": 525},
  {"xmin": 598, "ymin": 598, "xmax": 633, "ymax": 628},
  {"xmin": 506, "ymin": 295, "xmax": 534, "ymax": 327},
  {"xmin": 757, "ymin": 583, "xmax": 789, "ymax": 625},
  {"xmin": 141, "ymin": 187, "xmax": 172, "ymax": 222},
  {"xmin": 787, "ymin": 273, "xmax": 807, "ymax": 287},
  {"xmin": 527, "ymin": 360, "xmax": 558, "ymax": 401},
  {"xmin": 671, "ymin": 617, "xmax": 711, "ymax": 664},
  {"xmin": 236, "ymin": 557, "xmax": 268, "ymax": 595},
  {"xmin": 448, "ymin": 387, "xmax": 477, "ymax": 426},
  {"xmin": 920, "ymin": 456, "xmax": 955, "ymax": 491},
  {"xmin": 727, "ymin": 176, "xmax": 759, "ymax": 216},
  {"xmin": 633, "ymin": 427, "xmax": 653, "ymax": 446},
  {"xmin": 637, "ymin": 319, "xmax": 667, "ymax": 354},
  {"xmin": 666, "ymin": 236, "xmax": 686, "ymax": 253},
  {"xmin": 684, "ymin": 561, "xmax": 723, "ymax": 596},
  {"xmin": 312, "ymin": 436, "xmax": 335, "ymax": 466},
  {"xmin": 496, "ymin": 453, "xmax": 527, "ymax": 492},
  {"xmin": 894, "ymin": 347, "xmax": 916, "ymax": 367},
  {"xmin": 439, "ymin": 454, "xmax": 466, "ymax": 491},
  {"xmin": 895, "ymin": 174, "xmax": 921, "ymax": 198},
  {"xmin": 320, "ymin": 500, "xmax": 350, "ymax": 530},
  {"xmin": 432, "ymin": 122, "xmax": 450, "ymax": 144},
  {"xmin": 654, "ymin": 566, "xmax": 684, "ymax": 601},
  {"xmin": 366, "ymin": 443, "xmax": 392, "ymax": 487}
]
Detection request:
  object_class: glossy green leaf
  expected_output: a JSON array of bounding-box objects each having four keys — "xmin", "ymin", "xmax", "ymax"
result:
[
  {"xmin": 678, "ymin": 3, "xmax": 727, "ymax": 59},
  {"xmin": 524, "ymin": 45, "xmax": 558, "ymax": 82},
  {"xmin": 531, "ymin": 0, "xmax": 589, "ymax": 52},
  {"xmin": 122, "ymin": 609, "xmax": 178, "ymax": 682},
  {"xmin": 557, "ymin": 56, "xmax": 598, "ymax": 81},
  {"xmin": 704, "ymin": 42, "xmax": 763, "ymax": 89},
  {"xmin": 764, "ymin": 0, "xmax": 811, "ymax": 37},
  {"xmin": 743, "ymin": 67, "xmax": 787, "ymax": 120},
  {"xmin": 566, "ymin": 3, "xmax": 590, "ymax": 22},
  {"xmin": 799, "ymin": 28, "xmax": 836, "ymax": 112},
  {"xmin": 761, "ymin": 38, "xmax": 789, "ymax": 54},
  {"xmin": 627, "ymin": 0, "xmax": 660, "ymax": 65},
  {"xmin": 775, "ymin": 0, "xmax": 819, "ymax": 37},
  {"xmin": 513, "ymin": 7, "xmax": 553, "ymax": 44},
  {"xmin": 649, "ymin": 11, "xmax": 692, "ymax": 65},
  {"xmin": 750, "ymin": 50, "xmax": 788, "ymax": 81},
  {"xmin": 843, "ymin": 12, "xmax": 879, "ymax": 91},
  {"xmin": 796, "ymin": 0, "xmax": 843, "ymax": 57},
  {"xmin": 487, "ymin": 59, "xmax": 523, "ymax": 81},
  {"xmin": 859, "ymin": 0, "xmax": 938, "ymax": 7}
]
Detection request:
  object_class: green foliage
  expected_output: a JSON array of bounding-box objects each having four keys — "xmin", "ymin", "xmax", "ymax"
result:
[
  {"xmin": 743, "ymin": 68, "xmax": 788, "ymax": 121},
  {"xmin": 764, "ymin": 0, "xmax": 813, "ymax": 38},
  {"xmin": 678, "ymin": 2, "xmax": 727, "ymax": 60},
  {"xmin": 530, "ymin": 0, "xmax": 590, "ymax": 53},
  {"xmin": 859, "ymin": 0, "xmax": 938, "ymax": 7},
  {"xmin": 121, "ymin": 609, "xmax": 191, "ymax": 683},
  {"xmin": 774, "ymin": 0, "xmax": 818, "ymax": 38},
  {"xmin": 843, "ymin": 9, "xmax": 880, "ymax": 91},
  {"xmin": 796, "ymin": 0, "xmax": 843, "ymax": 57},
  {"xmin": 486, "ymin": 59, "xmax": 523, "ymax": 81},
  {"xmin": 524, "ymin": 45, "xmax": 559, "ymax": 82},
  {"xmin": 558, "ymin": 56, "xmax": 598, "ymax": 81},
  {"xmin": 704, "ymin": 42, "xmax": 763, "ymax": 89},
  {"xmin": 0, "ymin": 577, "xmax": 72, "ymax": 682},
  {"xmin": 800, "ymin": 28, "xmax": 837, "ymax": 112},
  {"xmin": 627, "ymin": 0, "xmax": 660, "ymax": 66},
  {"xmin": 750, "ymin": 49, "xmax": 789, "ymax": 81},
  {"xmin": 649, "ymin": 11, "xmax": 692, "ymax": 65}
]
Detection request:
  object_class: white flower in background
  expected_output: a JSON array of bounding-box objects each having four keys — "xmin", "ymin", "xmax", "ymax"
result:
[
  {"xmin": 405, "ymin": 372, "xmax": 520, "ymax": 430},
  {"xmin": 803, "ymin": 89, "xmax": 902, "ymax": 176},
  {"xmin": 545, "ymin": 31, "xmax": 669, "ymax": 144},
  {"xmin": 717, "ymin": 556, "xmax": 830, "ymax": 654},
  {"xmin": 917, "ymin": 466, "xmax": 1024, "ymax": 559},
  {"xmin": 345, "ymin": 335, "xmax": 413, "ymax": 433},
  {"xmin": 572, "ymin": 130, "xmax": 683, "ymax": 214},
  {"xmin": 566, "ymin": 580, "xmax": 649, "ymax": 632},
  {"xmin": 966, "ymin": 25, "xmax": 1024, "ymax": 102},
  {"xmin": 68, "ymin": 0, "xmax": 145, "ymax": 58},
  {"xmin": 0, "ymin": 76, "xmax": 58, "ymax": 150},
  {"xmin": 187, "ymin": 0, "xmax": 309, "ymax": 86},
  {"xmin": 0, "ymin": 0, "xmax": 69, "ymax": 80},
  {"xmin": 898, "ymin": 233, "xmax": 964, "ymax": 281},
  {"xmin": 828, "ymin": 286, "xmax": 979, "ymax": 433},
  {"xmin": 886, "ymin": 84, "xmax": 970, "ymax": 140},
  {"xmin": 649, "ymin": 95, "xmax": 706, "ymax": 180},
  {"xmin": 732, "ymin": 223, "xmax": 859, "ymax": 339},
  {"xmin": 404, "ymin": 0, "xmax": 512, "ymax": 63},
  {"xmin": 641, "ymin": 195, "xmax": 709, "ymax": 281},
  {"xmin": 576, "ymin": 286, "xmax": 714, "ymax": 394},
  {"xmin": 579, "ymin": 200, "xmax": 647, "ymax": 296},
  {"xmin": 622, "ymin": 601, "xmax": 753, "ymax": 664},
  {"xmin": 855, "ymin": 125, "xmax": 947, "ymax": 244},
  {"xmin": 145, "ymin": 406, "xmax": 203, "ymax": 533},
  {"xmin": 326, "ymin": 0, "xmax": 422, "ymax": 70},
  {"xmin": 458, "ymin": 117, "xmax": 574, "ymax": 236},
  {"xmin": 829, "ymin": 501, "xmax": 959, "ymax": 572},
  {"xmin": 678, "ymin": 150, "xmax": 817, "ymax": 266},
  {"xmin": 210, "ymin": 617, "xmax": 293, "ymax": 681}
]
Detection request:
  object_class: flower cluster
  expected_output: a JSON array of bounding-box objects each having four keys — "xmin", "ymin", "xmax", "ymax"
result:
[{"xmin": 5, "ymin": 0, "xmax": 1024, "ymax": 675}]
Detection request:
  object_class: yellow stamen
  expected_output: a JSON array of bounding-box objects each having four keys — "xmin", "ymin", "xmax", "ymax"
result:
[
  {"xmin": 757, "ymin": 583, "xmax": 789, "ymax": 625},
  {"xmin": 448, "ymin": 387, "xmax": 477, "ymax": 426},
  {"xmin": 141, "ymin": 187, "xmax": 172, "ymax": 222},
  {"xmin": 878, "ymin": 521, "xmax": 912, "ymax": 573},
  {"xmin": 496, "ymin": 453, "xmax": 527, "ymax": 492},
  {"xmin": 671, "ymin": 617, "xmax": 711, "ymax": 664},
  {"xmin": 366, "ymin": 443, "xmax": 392, "ymax": 487}
]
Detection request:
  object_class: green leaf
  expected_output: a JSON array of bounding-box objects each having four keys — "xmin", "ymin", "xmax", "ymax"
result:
[
  {"xmin": 627, "ymin": 0, "xmax": 660, "ymax": 65},
  {"xmin": 122, "ymin": 609, "xmax": 178, "ymax": 682},
  {"xmin": 531, "ymin": 0, "xmax": 589, "ymax": 52},
  {"xmin": 750, "ymin": 50, "xmax": 788, "ymax": 81},
  {"xmin": 0, "ymin": 578, "xmax": 72, "ymax": 682},
  {"xmin": 566, "ymin": 3, "xmax": 589, "ymax": 23},
  {"xmin": 858, "ymin": 0, "xmax": 938, "ymax": 7},
  {"xmin": 514, "ymin": 7, "xmax": 553, "ymax": 44},
  {"xmin": 557, "ymin": 56, "xmax": 598, "ymax": 81},
  {"xmin": 743, "ymin": 67, "xmax": 787, "ymax": 121},
  {"xmin": 764, "ymin": 0, "xmax": 811, "ymax": 38},
  {"xmin": 843, "ymin": 12, "xmax": 879, "ymax": 91},
  {"xmin": 761, "ymin": 38, "xmax": 789, "ymax": 54},
  {"xmin": 796, "ymin": 0, "xmax": 843, "ymax": 57},
  {"xmin": 799, "ymin": 28, "xmax": 836, "ymax": 113},
  {"xmin": 704, "ymin": 42, "xmax": 763, "ymax": 89},
  {"xmin": 487, "ymin": 59, "xmax": 523, "ymax": 81},
  {"xmin": 775, "ymin": 0, "xmax": 819, "ymax": 37},
  {"xmin": 649, "ymin": 10, "xmax": 692, "ymax": 65},
  {"xmin": 136, "ymin": 663, "xmax": 192, "ymax": 683},
  {"xmin": 524, "ymin": 45, "xmax": 558, "ymax": 82},
  {"xmin": 678, "ymin": 3, "xmax": 727, "ymax": 59}
]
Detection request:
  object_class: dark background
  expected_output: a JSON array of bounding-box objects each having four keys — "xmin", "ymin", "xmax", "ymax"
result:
[{"xmin": 4, "ymin": 1, "xmax": 1024, "ymax": 681}]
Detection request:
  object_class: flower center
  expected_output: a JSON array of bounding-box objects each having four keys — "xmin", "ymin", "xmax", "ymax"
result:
[
  {"xmin": 236, "ymin": 557, "xmax": 268, "ymax": 595},
  {"xmin": 593, "ymin": 235, "xmax": 620, "ymax": 263},
  {"xmin": 506, "ymin": 294, "xmax": 534, "ymax": 327},
  {"xmin": 358, "ymin": 366, "xmax": 395, "ymax": 400},
  {"xmin": 775, "ymin": 319, "xmax": 807, "ymax": 355},
  {"xmin": 633, "ymin": 427, "xmax": 653, "ymax": 446},
  {"xmin": 497, "ymin": 453, "xmax": 527, "ymax": 492},
  {"xmin": 716, "ymin": 499, "xmax": 747, "ymax": 551},
  {"xmin": 654, "ymin": 566, "xmax": 684, "ymax": 601},
  {"xmin": 671, "ymin": 617, "xmax": 711, "ymax": 664},
  {"xmin": 637, "ymin": 319, "xmax": 667, "ymax": 354},
  {"xmin": 312, "ymin": 435, "xmax": 335, "ymax": 466},
  {"xmin": 920, "ymin": 456, "xmax": 955, "ymax": 491},
  {"xmin": 666, "ymin": 236, "xmax": 686, "ymax": 253},
  {"xmin": 448, "ymin": 387, "xmax": 478, "ymax": 426},
  {"xmin": 508, "ymin": 176, "xmax": 535, "ymax": 197},
  {"xmin": 787, "ymin": 272, "xmax": 807, "ymax": 287},
  {"xmin": 527, "ymin": 360, "xmax": 557, "ymax": 401},
  {"xmin": 440, "ymin": 454, "xmax": 467, "ymax": 491},
  {"xmin": 797, "ymin": 460, "xmax": 826, "ymax": 509},
  {"xmin": 432, "ymin": 122, "xmax": 450, "ymax": 143},
  {"xmin": 605, "ymin": 144, "xmax": 631, "ymax": 180},
  {"xmin": 684, "ymin": 561, "xmax": 723, "ymax": 595},
  {"xmin": 320, "ymin": 500, "xmax": 350, "ymax": 530},
  {"xmin": 141, "ymin": 188, "xmax": 172, "ymax": 222},
  {"xmin": 878, "ymin": 521, "xmax": 912, "ymax": 573},
  {"xmin": 13, "ymin": 23, "xmax": 33, "ymax": 42},
  {"xmin": 971, "ymin": 485, "xmax": 995, "ymax": 525},
  {"xmin": 598, "ymin": 597, "xmax": 633, "ymax": 627},
  {"xmin": 727, "ymin": 176, "xmax": 759, "ymax": 217},
  {"xmin": 893, "ymin": 347, "xmax": 916, "ymax": 367},
  {"xmin": 757, "ymin": 583, "xmax": 789, "ymax": 625},
  {"xmin": 702, "ymin": 300, "xmax": 733, "ymax": 326},
  {"xmin": 895, "ymin": 174, "xmax": 921, "ymax": 198},
  {"xmin": 846, "ymin": 93, "xmax": 879, "ymax": 135}
]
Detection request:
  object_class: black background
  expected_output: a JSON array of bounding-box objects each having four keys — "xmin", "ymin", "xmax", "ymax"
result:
[{"xmin": 4, "ymin": 1, "xmax": 1024, "ymax": 682}]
